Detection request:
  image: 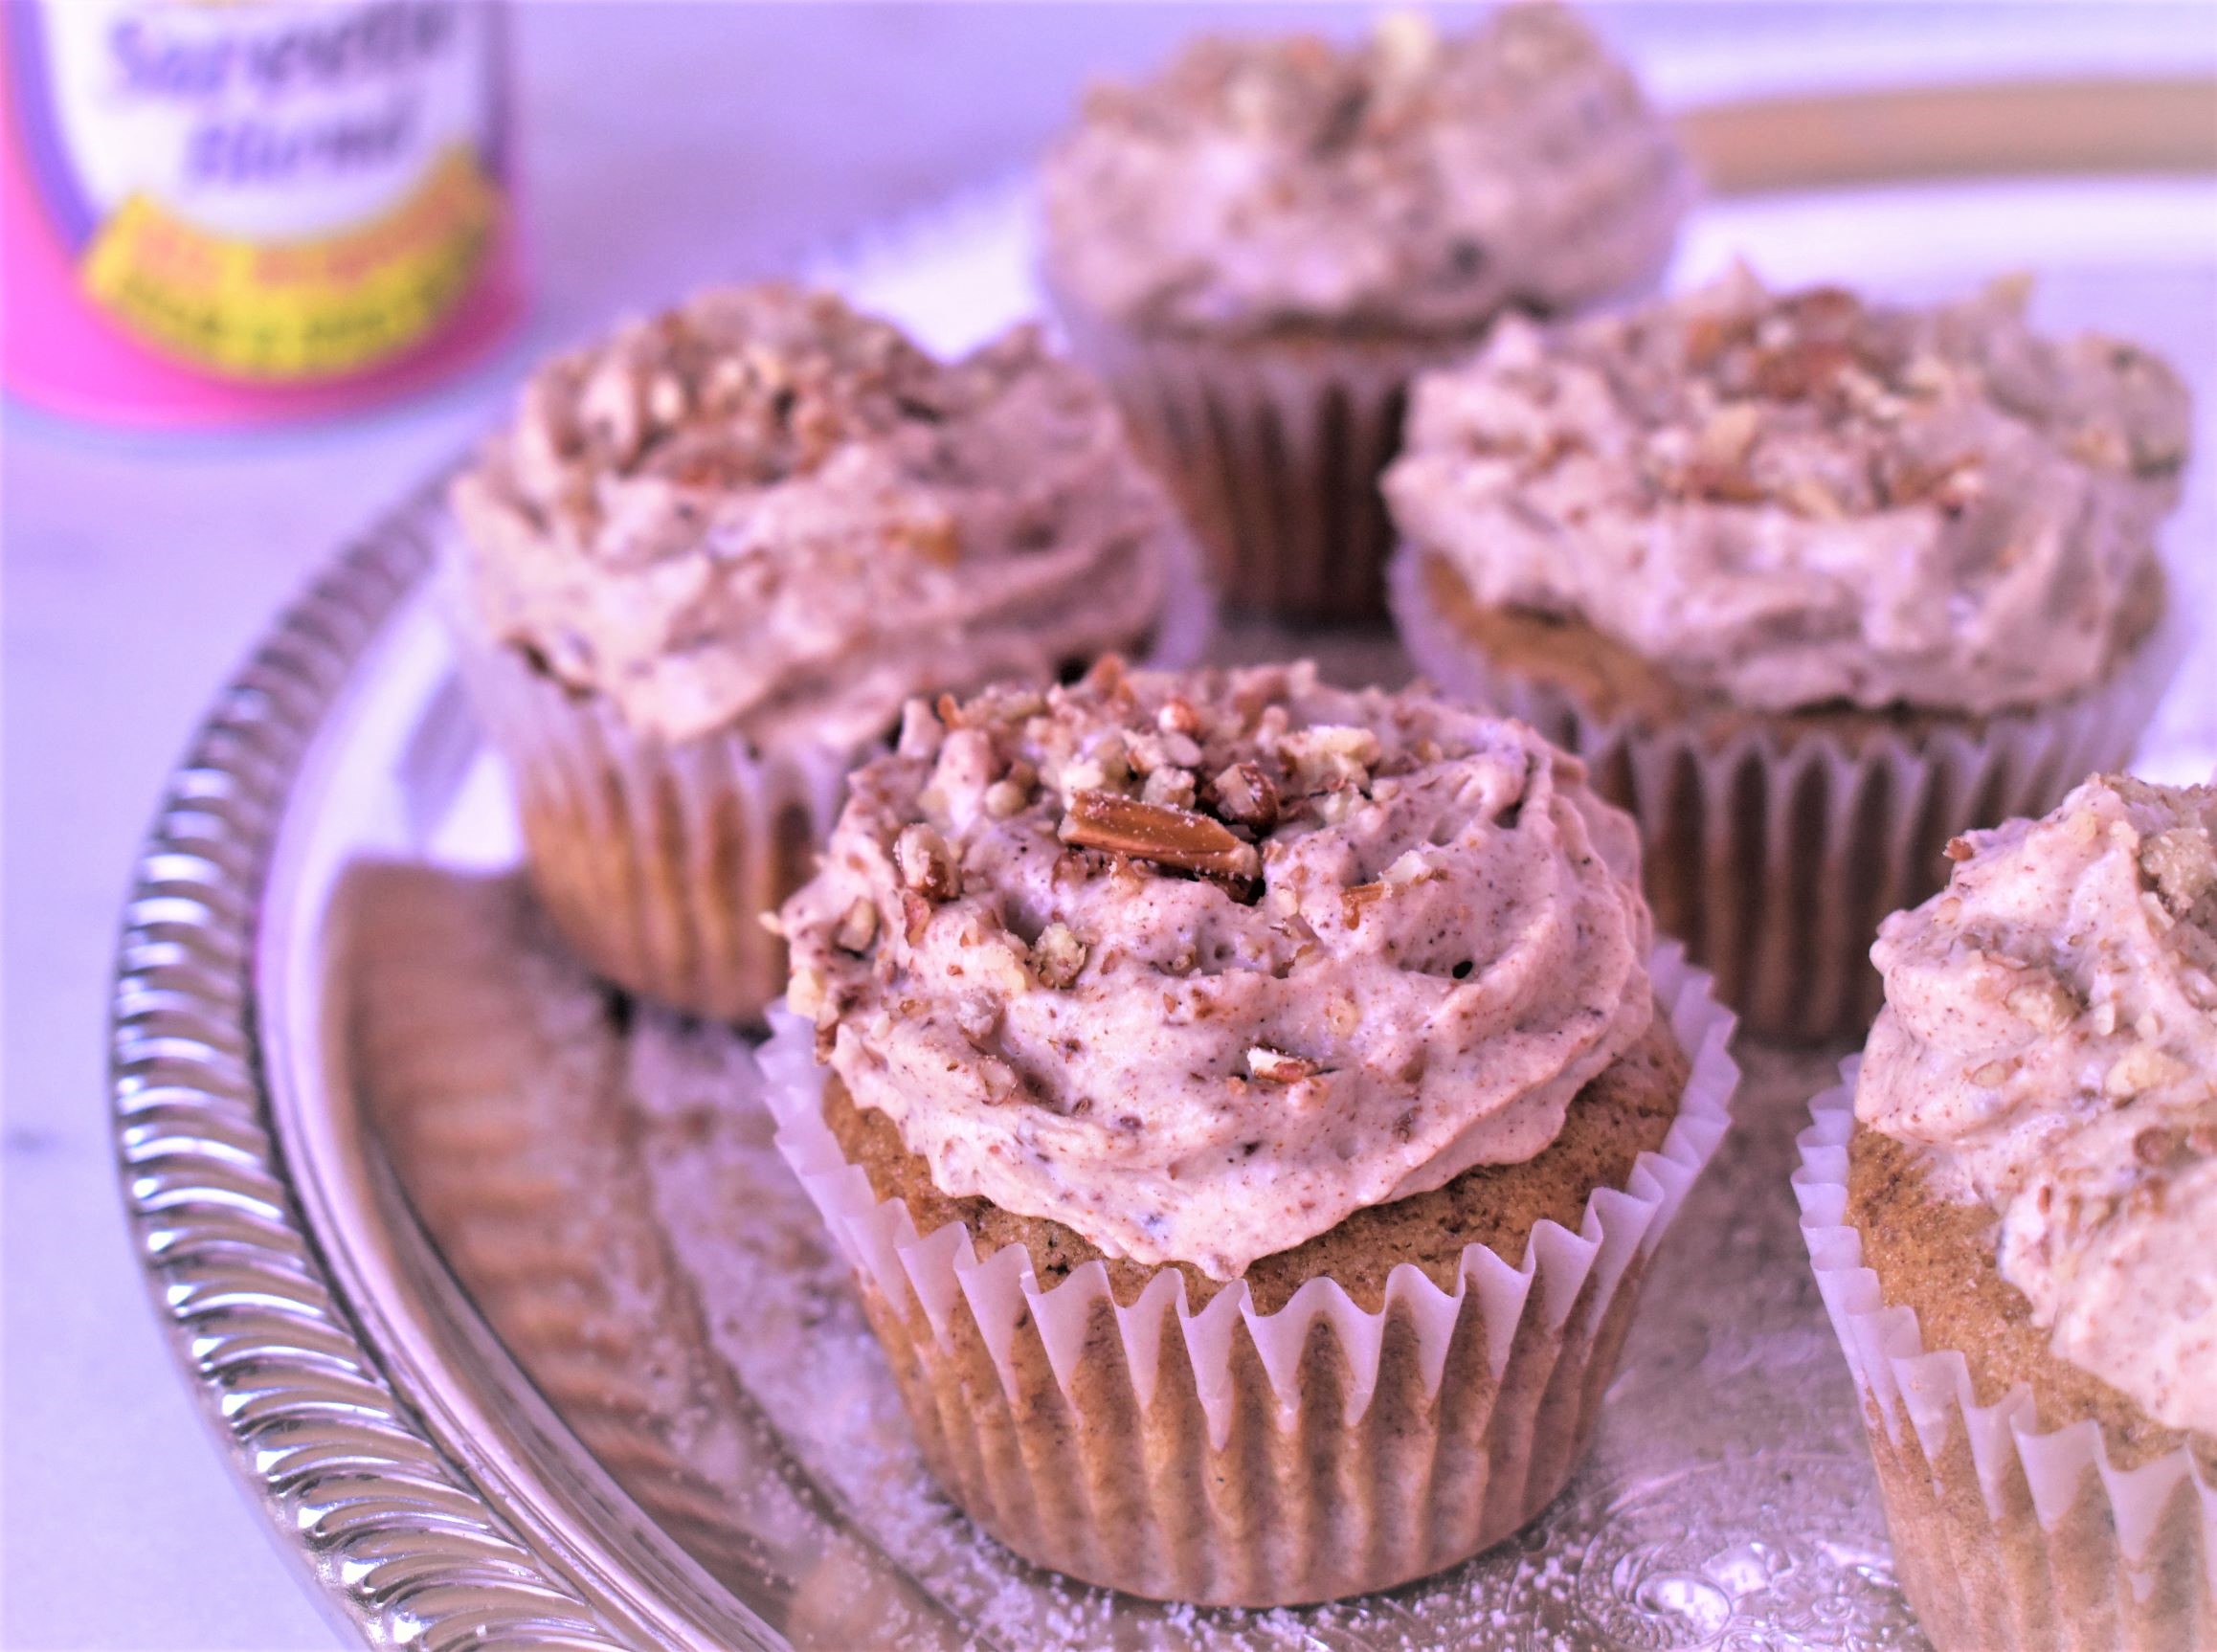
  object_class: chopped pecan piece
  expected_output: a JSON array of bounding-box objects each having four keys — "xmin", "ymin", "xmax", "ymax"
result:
[
  {"xmin": 2142, "ymin": 824, "xmax": 2217, "ymax": 920},
  {"xmin": 1210, "ymin": 761, "xmax": 1280, "ymax": 832},
  {"xmin": 1156, "ymin": 696, "xmax": 1203, "ymax": 737},
  {"xmin": 1059, "ymin": 791, "xmax": 1263, "ymax": 886},
  {"xmin": 1675, "ymin": 458, "xmax": 1767, "ymax": 505},
  {"xmin": 2134, "ymin": 1126, "xmax": 2192, "ymax": 1167},
  {"xmin": 895, "ymin": 824, "xmax": 960, "ymax": 900},
  {"xmin": 1683, "ymin": 310, "xmax": 1754, "ymax": 371},
  {"xmin": 1876, "ymin": 450, "xmax": 1982, "ymax": 509},
  {"xmin": 1246, "ymin": 1047, "xmax": 1319, "ymax": 1083},
  {"xmin": 1694, "ymin": 401, "xmax": 1761, "ymax": 467},
  {"xmin": 1142, "ymin": 767, "xmax": 1198, "ymax": 809},
  {"xmin": 1032, "ymin": 922, "xmax": 1088, "ymax": 988},
  {"xmin": 895, "ymin": 515, "xmax": 961, "ymax": 567},
  {"xmin": 1780, "ymin": 285, "xmax": 1864, "ymax": 333},
  {"xmin": 1750, "ymin": 339, "xmax": 1858, "ymax": 402},
  {"xmin": 952, "ymin": 992, "xmax": 1002, "ymax": 1044},
  {"xmin": 834, "ymin": 899, "xmax": 879, "ymax": 953}
]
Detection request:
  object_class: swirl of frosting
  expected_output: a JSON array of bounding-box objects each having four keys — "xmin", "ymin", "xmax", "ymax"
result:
[
  {"xmin": 451, "ymin": 284, "xmax": 1176, "ymax": 750},
  {"xmin": 1385, "ymin": 265, "xmax": 2188, "ymax": 715},
  {"xmin": 1040, "ymin": 4, "xmax": 1691, "ymax": 337},
  {"xmin": 778, "ymin": 660, "xmax": 1655, "ymax": 1279},
  {"xmin": 1858, "ymin": 775, "xmax": 2217, "ymax": 1436}
]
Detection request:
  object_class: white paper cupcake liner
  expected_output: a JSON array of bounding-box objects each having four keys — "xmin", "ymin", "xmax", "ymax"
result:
[
  {"xmin": 1390, "ymin": 546, "xmax": 2188, "ymax": 1044},
  {"xmin": 1795, "ymin": 1068, "xmax": 2215, "ymax": 1651},
  {"xmin": 757, "ymin": 945, "xmax": 1738, "ymax": 1606},
  {"xmin": 447, "ymin": 535, "xmax": 1215, "ymax": 1026},
  {"xmin": 452, "ymin": 628, "xmax": 857, "ymax": 1025},
  {"xmin": 1049, "ymin": 280, "xmax": 1476, "ymax": 625}
]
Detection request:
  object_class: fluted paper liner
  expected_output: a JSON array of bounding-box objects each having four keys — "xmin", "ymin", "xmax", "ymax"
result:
[
  {"xmin": 447, "ymin": 543, "xmax": 1216, "ymax": 1026},
  {"xmin": 1390, "ymin": 546, "xmax": 2187, "ymax": 1043},
  {"xmin": 451, "ymin": 629, "xmax": 855, "ymax": 1025},
  {"xmin": 1795, "ymin": 1067, "xmax": 2215, "ymax": 1651},
  {"xmin": 1049, "ymin": 281, "xmax": 1475, "ymax": 625},
  {"xmin": 759, "ymin": 946, "xmax": 1737, "ymax": 1606}
]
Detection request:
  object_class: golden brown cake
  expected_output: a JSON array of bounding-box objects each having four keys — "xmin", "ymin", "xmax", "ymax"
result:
[
  {"xmin": 1387, "ymin": 267, "xmax": 2188, "ymax": 1041},
  {"xmin": 1041, "ymin": 4, "xmax": 1689, "ymax": 620},
  {"xmin": 765, "ymin": 659, "xmax": 1737, "ymax": 1605},
  {"xmin": 824, "ymin": 1013, "xmax": 1688, "ymax": 1318},
  {"xmin": 1800, "ymin": 774, "xmax": 2216, "ymax": 1651},
  {"xmin": 1848, "ymin": 1127, "xmax": 2211, "ymax": 1478},
  {"xmin": 445, "ymin": 283, "xmax": 1192, "ymax": 1022}
]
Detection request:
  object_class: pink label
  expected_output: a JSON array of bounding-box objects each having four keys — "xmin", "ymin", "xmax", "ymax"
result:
[{"xmin": 2, "ymin": 0, "xmax": 525, "ymax": 427}]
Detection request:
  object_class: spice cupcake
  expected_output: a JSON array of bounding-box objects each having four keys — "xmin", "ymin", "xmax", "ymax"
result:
[
  {"xmin": 1796, "ymin": 775, "xmax": 2216, "ymax": 1650},
  {"xmin": 1040, "ymin": 3, "xmax": 1690, "ymax": 622},
  {"xmin": 448, "ymin": 284, "xmax": 1198, "ymax": 1024},
  {"xmin": 760, "ymin": 659, "xmax": 1736, "ymax": 1605},
  {"xmin": 1386, "ymin": 265, "xmax": 2189, "ymax": 1041}
]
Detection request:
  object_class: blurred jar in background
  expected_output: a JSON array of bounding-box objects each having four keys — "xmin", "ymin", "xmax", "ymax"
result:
[{"xmin": 1, "ymin": 0, "xmax": 524, "ymax": 428}]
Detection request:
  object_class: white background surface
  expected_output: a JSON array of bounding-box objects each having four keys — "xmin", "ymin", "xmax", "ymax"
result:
[{"xmin": 4, "ymin": 6, "xmax": 2213, "ymax": 1649}]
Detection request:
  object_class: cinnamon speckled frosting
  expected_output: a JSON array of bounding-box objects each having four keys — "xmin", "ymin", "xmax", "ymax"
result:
[
  {"xmin": 1385, "ymin": 265, "xmax": 2189, "ymax": 716},
  {"xmin": 451, "ymin": 285, "xmax": 1177, "ymax": 750},
  {"xmin": 1040, "ymin": 4, "xmax": 1690, "ymax": 337},
  {"xmin": 776, "ymin": 659, "xmax": 1655, "ymax": 1279},
  {"xmin": 1858, "ymin": 775, "xmax": 2217, "ymax": 1436}
]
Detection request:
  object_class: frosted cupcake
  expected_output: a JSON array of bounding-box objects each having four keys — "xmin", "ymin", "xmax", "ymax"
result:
[
  {"xmin": 448, "ymin": 285, "xmax": 1193, "ymax": 1024},
  {"xmin": 1386, "ymin": 266, "xmax": 2188, "ymax": 1041},
  {"xmin": 1797, "ymin": 775, "xmax": 2215, "ymax": 1650},
  {"xmin": 762, "ymin": 659, "xmax": 1736, "ymax": 1605},
  {"xmin": 1041, "ymin": 3, "xmax": 1690, "ymax": 622}
]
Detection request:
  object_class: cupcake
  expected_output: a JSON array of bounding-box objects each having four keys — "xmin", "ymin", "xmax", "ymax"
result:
[
  {"xmin": 1040, "ymin": 3, "xmax": 1690, "ymax": 623},
  {"xmin": 761, "ymin": 659, "xmax": 1736, "ymax": 1605},
  {"xmin": 1386, "ymin": 265, "xmax": 2189, "ymax": 1041},
  {"xmin": 1796, "ymin": 775, "xmax": 2216, "ymax": 1650},
  {"xmin": 448, "ymin": 284, "xmax": 1198, "ymax": 1024}
]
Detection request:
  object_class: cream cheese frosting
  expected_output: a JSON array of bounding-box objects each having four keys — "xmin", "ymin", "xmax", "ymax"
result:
[
  {"xmin": 451, "ymin": 285, "xmax": 1178, "ymax": 750},
  {"xmin": 1040, "ymin": 4, "xmax": 1691, "ymax": 337},
  {"xmin": 1385, "ymin": 265, "xmax": 2188, "ymax": 716},
  {"xmin": 777, "ymin": 659, "xmax": 1656, "ymax": 1279},
  {"xmin": 1858, "ymin": 775, "xmax": 2217, "ymax": 1437}
]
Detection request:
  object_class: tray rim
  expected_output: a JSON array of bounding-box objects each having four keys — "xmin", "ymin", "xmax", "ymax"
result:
[
  {"xmin": 107, "ymin": 73, "xmax": 2217, "ymax": 1650},
  {"xmin": 109, "ymin": 478, "xmax": 661, "ymax": 1649}
]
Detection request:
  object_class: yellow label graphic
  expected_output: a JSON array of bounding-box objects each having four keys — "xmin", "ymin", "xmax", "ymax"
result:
[{"xmin": 79, "ymin": 145, "xmax": 499, "ymax": 380}]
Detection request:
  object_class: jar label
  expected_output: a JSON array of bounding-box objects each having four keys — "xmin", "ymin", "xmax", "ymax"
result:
[{"xmin": 6, "ymin": 0, "xmax": 508, "ymax": 381}]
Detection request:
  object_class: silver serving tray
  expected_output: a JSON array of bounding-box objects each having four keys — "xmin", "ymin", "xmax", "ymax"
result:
[{"xmin": 114, "ymin": 142, "xmax": 2217, "ymax": 1650}]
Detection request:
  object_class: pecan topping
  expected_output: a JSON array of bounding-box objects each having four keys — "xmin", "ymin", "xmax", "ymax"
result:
[
  {"xmin": 1156, "ymin": 695, "xmax": 1202, "ymax": 737},
  {"xmin": 1032, "ymin": 922, "xmax": 1088, "ymax": 988},
  {"xmin": 834, "ymin": 899, "xmax": 879, "ymax": 952},
  {"xmin": 1210, "ymin": 761, "xmax": 1280, "ymax": 832},
  {"xmin": 895, "ymin": 824, "xmax": 960, "ymax": 900},
  {"xmin": 1673, "ymin": 458, "xmax": 1766, "ymax": 505},
  {"xmin": 1876, "ymin": 450, "xmax": 1982, "ymax": 510},
  {"xmin": 1059, "ymin": 790, "xmax": 1263, "ymax": 887},
  {"xmin": 1245, "ymin": 1047, "xmax": 1320, "ymax": 1083},
  {"xmin": 2133, "ymin": 1126, "xmax": 2191, "ymax": 1168},
  {"xmin": 1748, "ymin": 338, "xmax": 1860, "ymax": 402}
]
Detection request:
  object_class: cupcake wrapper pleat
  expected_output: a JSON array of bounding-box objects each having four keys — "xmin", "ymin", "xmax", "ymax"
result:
[
  {"xmin": 447, "ymin": 537, "xmax": 1214, "ymax": 1026},
  {"xmin": 1390, "ymin": 547, "xmax": 2187, "ymax": 1043},
  {"xmin": 451, "ymin": 630, "xmax": 858, "ymax": 1024},
  {"xmin": 1795, "ymin": 1073, "xmax": 2217, "ymax": 1651},
  {"xmin": 1052, "ymin": 289, "xmax": 1467, "ymax": 625},
  {"xmin": 758, "ymin": 947, "xmax": 1738, "ymax": 1606}
]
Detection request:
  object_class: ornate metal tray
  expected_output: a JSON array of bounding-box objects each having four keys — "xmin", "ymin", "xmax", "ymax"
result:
[{"xmin": 113, "ymin": 80, "xmax": 2217, "ymax": 1652}]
